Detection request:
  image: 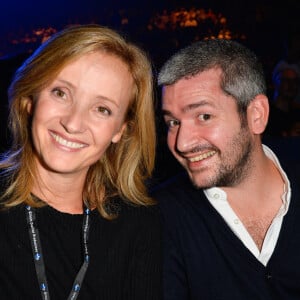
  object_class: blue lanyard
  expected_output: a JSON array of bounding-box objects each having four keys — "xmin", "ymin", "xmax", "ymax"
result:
[{"xmin": 25, "ymin": 205, "xmax": 90, "ymax": 300}]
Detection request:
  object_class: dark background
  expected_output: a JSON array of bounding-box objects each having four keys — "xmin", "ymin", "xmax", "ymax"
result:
[
  {"xmin": 1, "ymin": 0, "xmax": 299, "ymax": 61},
  {"xmin": 0, "ymin": 0, "xmax": 299, "ymax": 180}
]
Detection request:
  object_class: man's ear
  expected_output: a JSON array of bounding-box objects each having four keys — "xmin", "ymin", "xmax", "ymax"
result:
[
  {"xmin": 247, "ymin": 94, "xmax": 269, "ymax": 134},
  {"xmin": 111, "ymin": 123, "xmax": 127, "ymax": 144}
]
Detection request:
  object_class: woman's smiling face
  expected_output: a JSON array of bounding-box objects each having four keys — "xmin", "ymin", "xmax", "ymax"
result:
[{"xmin": 29, "ymin": 51, "xmax": 133, "ymax": 178}]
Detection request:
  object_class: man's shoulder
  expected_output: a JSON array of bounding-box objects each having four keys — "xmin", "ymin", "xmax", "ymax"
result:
[
  {"xmin": 151, "ymin": 172, "xmax": 194, "ymax": 197},
  {"xmin": 150, "ymin": 172, "xmax": 207, "ymax": 213},
  {"xmin": 280, "ymin": 160, "xmax": 300, "ymax": 186}
]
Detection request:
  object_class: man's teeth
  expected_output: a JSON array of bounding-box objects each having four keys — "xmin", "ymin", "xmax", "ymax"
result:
[
  {"xmin": 189, "ymin": 151, "xmax": 216, "ymax": 162},
  {"xmin": 51, "ymin": 133, "xmax": 86, "ymax": 149}
]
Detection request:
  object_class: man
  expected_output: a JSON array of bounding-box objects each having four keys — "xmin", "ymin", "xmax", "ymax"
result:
[{"xmin": 153, "ymin": 39, "xmax": 300, "ymax": 299}]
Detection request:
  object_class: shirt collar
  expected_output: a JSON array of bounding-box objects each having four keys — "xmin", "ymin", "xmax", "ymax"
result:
[{"xmin": 204, "ymin": 144, "xmax": 291, "ymax": 213}]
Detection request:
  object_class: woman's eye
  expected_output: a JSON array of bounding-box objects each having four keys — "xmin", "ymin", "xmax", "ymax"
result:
[
  {"xmin": 52, "ymin": 88, "xmax": 66, "ymax": 99},
  {"xmin": 199, "ymin": 114, "xmax": 211, "ymax": 121},
  {"xmin": 97, "ymin": 106, "xmax": 111, "ymax": 116}
]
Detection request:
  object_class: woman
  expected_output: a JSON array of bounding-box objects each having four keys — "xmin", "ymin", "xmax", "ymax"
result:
[{"xmin": 0, "ymin": 24, "xmax": 161, "ymax": 299}]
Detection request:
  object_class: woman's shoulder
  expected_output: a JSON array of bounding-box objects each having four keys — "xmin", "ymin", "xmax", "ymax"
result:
[
  {"xmin": 0, "ymin": 170, "xmax": 13, "ymax": 207},
  {"xmin": 0, "ymin": 203, "xmax": 26, "ymax": 225}
]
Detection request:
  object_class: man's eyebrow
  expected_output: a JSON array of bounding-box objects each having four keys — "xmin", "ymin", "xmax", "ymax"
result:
[
  {"xmin": 162, "ymin": 100, "xmax": 214, "ymax": 116},
  {"xmin": 183, "ymin": 100, "xmax": 214, "ymax": 113},
  {"xmin": 161, "ymin": 109, "xmax": 173, "ymax": 117}
]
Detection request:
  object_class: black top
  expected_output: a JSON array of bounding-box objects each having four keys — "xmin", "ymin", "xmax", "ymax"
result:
[
  {"xmin": 0, "ymin": 196, "xmax": 162, "ymax": 299},
  {"xmin": 152, "ymin": 162, "xmax": 300, "ymax": 300}
]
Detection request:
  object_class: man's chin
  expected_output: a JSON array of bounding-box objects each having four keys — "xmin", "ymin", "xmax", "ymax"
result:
[{"xmin": 188, "ymin": 173, "xmax": 215, "ymax": 190}]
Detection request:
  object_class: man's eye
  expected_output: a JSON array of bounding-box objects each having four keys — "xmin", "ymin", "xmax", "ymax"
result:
[
  {"xmin": 199, "ymin": 114, "xmax": 211, "ymax": 121},
  {"xmin": 166, "ymin": 119, "xmax": 180, "ymax": 128},
  {"xmin": 97, "ymin": 107, "xmax": 111, "ymax": 116}
]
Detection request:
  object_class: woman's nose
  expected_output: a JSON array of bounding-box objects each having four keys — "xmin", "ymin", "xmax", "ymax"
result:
[{"xmin": 60, "ymin": 106, "xmax": 87, "ymax": 134}]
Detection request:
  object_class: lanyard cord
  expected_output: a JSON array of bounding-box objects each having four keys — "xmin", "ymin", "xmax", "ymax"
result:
[{"xmin": 25, "ymin": 205, "xmax": 91, "ymax": 300}]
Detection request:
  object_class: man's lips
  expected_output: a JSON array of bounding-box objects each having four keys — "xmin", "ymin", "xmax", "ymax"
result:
[{"xmin": 188, "ymin": 150, "xmax": 216, "ymax": 162}]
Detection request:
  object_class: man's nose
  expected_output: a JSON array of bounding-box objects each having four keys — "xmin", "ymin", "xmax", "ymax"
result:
[{"xmin": 176, "ymin": 121, "xmax": 199, "ymax": 154}]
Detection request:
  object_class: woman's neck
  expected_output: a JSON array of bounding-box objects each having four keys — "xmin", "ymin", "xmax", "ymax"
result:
[{"xmin": 31, "ymin": 170, "xmax": 86, "ymax": 214}]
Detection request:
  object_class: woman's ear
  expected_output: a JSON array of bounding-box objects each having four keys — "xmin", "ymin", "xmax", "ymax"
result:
[
  {"xmin": 25, "ymin": 97, "xmax": 33, "ymax": 115},
  {"xmin": 247, "ymin": 94, "xmax": 269, "ymax": 134},
  {"xmin": 111, "ymin": 123, "xmax": 127, "ymax": 144}
]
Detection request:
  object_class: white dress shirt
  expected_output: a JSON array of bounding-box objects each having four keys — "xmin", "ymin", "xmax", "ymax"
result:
[{"xmin": 204, "ymin": 145, "xmax": 291, "ymax": 266}]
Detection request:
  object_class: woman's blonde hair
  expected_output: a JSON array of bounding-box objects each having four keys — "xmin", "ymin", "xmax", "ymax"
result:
[{"xmin": 0, "ymin": 24, "xmax": 156, "ymax": 218}]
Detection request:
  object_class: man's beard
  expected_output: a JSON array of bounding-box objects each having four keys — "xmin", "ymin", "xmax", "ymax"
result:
[{"xmin": 193, "ymin": 125, "xmax": 254, "ymax": 189}]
